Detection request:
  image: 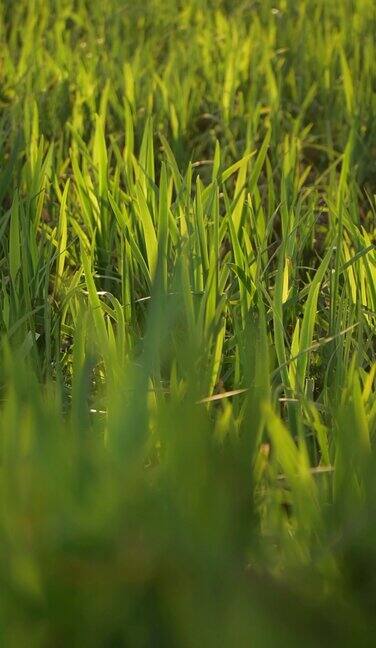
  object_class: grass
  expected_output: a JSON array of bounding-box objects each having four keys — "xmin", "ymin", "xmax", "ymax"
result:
[{"xmin": 0, "ymin": 0, "xmax": 376, "ymax": 645}]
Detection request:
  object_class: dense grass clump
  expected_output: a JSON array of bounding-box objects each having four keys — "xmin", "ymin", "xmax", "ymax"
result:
[{"xmin": 0, "ymin": 0, "xmax": 376, "ymax": 645}]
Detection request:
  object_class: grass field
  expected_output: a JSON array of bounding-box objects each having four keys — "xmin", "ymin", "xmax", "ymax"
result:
[{"xmin": 1, "ymin": 0, "xmax": 376, "ymax": 645}]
